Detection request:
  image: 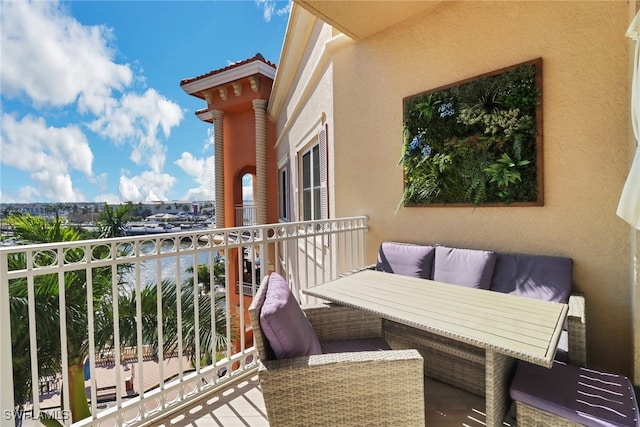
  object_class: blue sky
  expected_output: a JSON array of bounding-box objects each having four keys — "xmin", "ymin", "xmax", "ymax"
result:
[{"xmin": 0, "ymin": 0, "xmax": 290, "ymax": 204}]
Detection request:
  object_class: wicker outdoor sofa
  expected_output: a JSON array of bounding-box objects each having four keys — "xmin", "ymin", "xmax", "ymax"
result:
[
  {"xmin": 371, "ymin": 242, "xmax": 587, "ymax": 397},
  {"xmin": 248, "ymin": 272, "xmax": 425, "ymax": 427}
]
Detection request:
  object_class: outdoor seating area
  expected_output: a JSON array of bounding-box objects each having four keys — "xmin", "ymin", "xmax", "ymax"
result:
[
  {"xmin": 2, "ymin": 216, "xmax": 638, "ymax": 426},
  {"xmin": 373, "ymin": 241, "xmax": 587, "ymax": 396},
  {"xmin": 5, "ymin": 219, "xmax": 635, "ymax": 427},
  {"xmin": 241, "ymin": 240, "xmax": 638, "ymax": 426}
]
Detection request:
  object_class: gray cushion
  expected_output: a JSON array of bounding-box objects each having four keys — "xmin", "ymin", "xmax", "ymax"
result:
[
  {"xmin": 259, "ymin": 272, "xmax": 322, "ymax": 359},
  {"xmin": 320, "ymin": 337, "xmax": 391, "ymax": 354},
  {"xmin": 491, "ymin": 253, "xmax": 573, "ymax": 303},
  {"xmin": 433, "ymin": 246, "xmax": 497, "ymax": 289},
  {"xmin": 375, "ymin": 242, "xmax": 435, "ymax": 279},
  {"xmin": 511, "ymin": 361, "xmax": 640, "ymax": 427}
]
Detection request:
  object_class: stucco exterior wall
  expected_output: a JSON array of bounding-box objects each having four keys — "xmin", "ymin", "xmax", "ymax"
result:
[
  {"xmin": 330, "ymin": 1, "xmax": 632, "ymax": 374},
  {"xmin": 271, "ymin": 17, "xmax": 340, "ymax": 303},
  {"xmin": 275, "ymin": 20, "xmax": 337, "ymax": 221}
]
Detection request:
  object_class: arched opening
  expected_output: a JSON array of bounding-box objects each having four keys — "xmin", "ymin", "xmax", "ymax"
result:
[{"xmin": 235, "ymin": 172, "xmax": 255, "ymax": 226}]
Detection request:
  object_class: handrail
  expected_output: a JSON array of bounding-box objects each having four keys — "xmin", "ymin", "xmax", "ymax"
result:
[{"xmin": 0, "ymin": 216, "xmax": 368, "ymax": 426}]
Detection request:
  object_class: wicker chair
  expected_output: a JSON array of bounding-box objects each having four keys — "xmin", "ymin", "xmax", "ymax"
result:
[{"xmin": 249, "ymin": 274, "xmax": 425, "ymax": 427}]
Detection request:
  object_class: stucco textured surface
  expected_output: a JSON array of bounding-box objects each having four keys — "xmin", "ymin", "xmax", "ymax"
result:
[{"xmin": 329, "ymin": 1, "xmax": 631, "ymax": 375}]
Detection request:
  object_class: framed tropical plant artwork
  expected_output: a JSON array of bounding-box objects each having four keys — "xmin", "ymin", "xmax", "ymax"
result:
[{"xmin": 401, "ymin": 58, "xmax": 543, "ymax": 206}]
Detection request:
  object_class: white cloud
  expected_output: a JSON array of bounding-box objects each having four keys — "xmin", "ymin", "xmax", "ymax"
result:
[
  {"xmin": 0, "ymin": 187, "xmax": 40, "ymax": 204},
  {"xmin": 89, "ymin": 88, "xmax": 183, "ymax": 172},
  {"xmin": 0, "ymin": 0, "xmax": 132, "ymax": 114},
  {"xmin": 0, "ymin": 1, "xmax": 184, "ymax": 203},
  {"xmin": 31, "ymin": 169, "xmax": 86, "ymax": 202},
  {"xmin": 119, "ymin": 171, "xmax": 176, "ymax": 202},
  {"xmin": 90, "ymin": 172, "xmax": 109, "ymax": 192},
  {"xmin": 174, "ymin": 150, "xmax": 216, "ymax": 201},
  {"xmin": 173, "ymin": 130, "xmax": 216, "ymax": 200},
  {"xmin": 255, "ymin": 0, "xmax": 290, "ymax": 22},
  {"xmin": 16, "ymin": 186, "xmax": 42, "ymax": 203},
  {"xmin": 0, "ymin": 113, "xmax": 92, "ymax": 201}
]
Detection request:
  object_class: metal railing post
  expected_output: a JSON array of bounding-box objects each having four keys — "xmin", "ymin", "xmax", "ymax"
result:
[{"xmin": 0, "ymin": 252, "xmax": 15, "ymax": 424}]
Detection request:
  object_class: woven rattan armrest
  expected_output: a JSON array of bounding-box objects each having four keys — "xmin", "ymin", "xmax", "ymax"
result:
[
  {"xmin": 303, "ymin": 303, "xmax": 384, "ymax": 342},
  {"xmin": 258, "ymin": 349, "xmax": 425, "ymax": 427},
  {"xmin": 567, "ymin": 292, "xmax": 586, "ymax": 366}
]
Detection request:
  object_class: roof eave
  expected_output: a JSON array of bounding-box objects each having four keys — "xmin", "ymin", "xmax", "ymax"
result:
[{"xmin": 181, "ymin": 60, "xmax": 276, "ymax": 96}]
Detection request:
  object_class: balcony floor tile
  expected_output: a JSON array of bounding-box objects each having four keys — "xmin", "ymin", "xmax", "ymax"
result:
[
  {"xmin": 156, "ymin": 376, "xmax": 268, "ymax": 427},
  {"xmin": 158, "ymin": 374, "xmax": 512, "ymax": 427}
]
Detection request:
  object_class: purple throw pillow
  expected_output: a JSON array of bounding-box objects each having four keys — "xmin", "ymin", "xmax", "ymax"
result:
[
  {"xmin": 375, "ymin": 242, "xmax": 435, "ymax": 279},
  {"xmin": 433, "ymin": 246, "xmax": 497, "ymax": 289},
  {"xmin": 259, "ymin": 272, "xmax": 322, "ymax": 359},
  {"xmin": 490, "ymin": 253, "xmax": 573, "ymax": 303}
]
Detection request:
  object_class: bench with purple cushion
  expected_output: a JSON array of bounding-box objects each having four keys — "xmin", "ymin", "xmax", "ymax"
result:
[
  {"xmin": 511, "ymin": 360, "xmax": 639, "ymax": 427},
  {"xmin": 376, "ymin": 241, "xmax": 586, "ymax": 396},
  {"xmin": 248, "ymin": 272, "xmax": 425, "ymax": 426}
]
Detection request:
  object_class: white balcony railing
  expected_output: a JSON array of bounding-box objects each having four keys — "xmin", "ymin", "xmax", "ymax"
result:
[
  {"xmin": 235, "ymin": 204, "xmax": 256, "ymax": 226},
  {"xmin": 0, "ymin": 217, "xmax": 368, "ymax": 427}
]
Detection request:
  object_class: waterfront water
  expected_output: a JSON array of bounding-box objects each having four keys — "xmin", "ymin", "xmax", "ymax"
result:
[{"xmin": 120, "ymin": 240, "xmax": 217, "ymax": 291}]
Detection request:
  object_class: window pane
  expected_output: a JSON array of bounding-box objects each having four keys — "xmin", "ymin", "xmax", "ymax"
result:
[
  {"xmin": 312, "ymin": 145, "xmax": 320, "ymax": 186},
  {"xmin": 303, "ymin": 190, "xmax": 311, "ymax": 220},
  {"xmin": 302, "ymin": 151, "xmax": 311, "ymax": 189},
  {"xmin": 313, "ymin": 188, "xmax": 321, "ymax": 220},
  {"xmin": 279, "ymin": 168, "xmax": 288, "ymax": 219}
]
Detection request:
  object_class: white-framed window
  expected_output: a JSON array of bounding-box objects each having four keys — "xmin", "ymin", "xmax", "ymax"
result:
[
  {"xmin": 278, "ymin": 160, "xmax": 290, "ymax": 221},
  {"xmin": 299, "ymin": 126, "xmax": 328, "ymax": 221},
  {"xmin": 301, "ymin": 145, "xmax": 321, "ymax": 221}
]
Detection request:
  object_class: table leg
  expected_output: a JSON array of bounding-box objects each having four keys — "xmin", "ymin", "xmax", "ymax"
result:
[{"xmin": 485, "ymin": 350, "xmax": 515, "ymax": 427}]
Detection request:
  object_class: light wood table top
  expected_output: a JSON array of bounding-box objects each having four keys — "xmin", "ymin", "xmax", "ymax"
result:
[
  {"xmin": 303, "ymin": 269, "xmax": 568, "ymax": 368},
  {"xmin": 304, "ymin": 269, "xmax": 569, "ymax": 426}
]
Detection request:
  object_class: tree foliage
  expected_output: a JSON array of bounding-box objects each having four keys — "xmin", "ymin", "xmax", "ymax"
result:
[
  {"xmin": 96, "ymin": 203, "xmax": 132, "ymax": 238},
  {"xmin": 6, "ymin": 213, "xmax": 231, "ymax": 425}
]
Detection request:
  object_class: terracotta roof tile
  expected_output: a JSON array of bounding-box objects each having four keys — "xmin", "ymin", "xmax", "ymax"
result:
[{"xmin": 180, "ymin": 53, "xmax": 276, "ymax": 86}]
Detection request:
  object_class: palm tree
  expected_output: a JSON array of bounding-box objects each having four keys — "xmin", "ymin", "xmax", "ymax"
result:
[
  {"xmin": 95, "ymin": 203, "xmax": 132, "ymax": 238},
  {"xmin": 8, "ymin": 214, "xmax": 231, "ymax": 425},
  {"xmin": 8, "ymin": 212, "xmax": 75, "ymax": 243},
  {"xmin": 117, "ymin": 265, "xmax": 232, "ymax": 368},
  {"xmin": 9, "ymin": 262, "xmax": 64, "ymax": 422},
  {"xmin": 184, "ymin": 262, "xmax": 224, "ymax": 294},
  {"xmin": 7, "ymin": 213, "xmax": 114, "ymax": 425},
  {"xmin": 165, "ymin": 280, "xmax": 231, "ymax": 367}
]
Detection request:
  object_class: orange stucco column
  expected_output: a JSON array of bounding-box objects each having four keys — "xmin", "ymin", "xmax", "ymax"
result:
[
  {"xmin": 213, "ymin": 109, "xmax": 225, "ymax": 229},
  {"xmin": 253, "ymin": 99, "xmax": 268, "ymax": 225}
]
